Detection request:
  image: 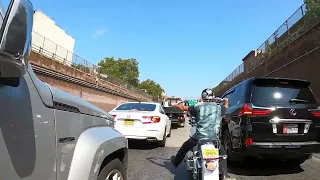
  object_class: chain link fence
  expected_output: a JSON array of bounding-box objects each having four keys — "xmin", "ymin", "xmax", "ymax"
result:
[
  {"xmin": 223, "ymin": 3, "xmax": 318, "ymax": 82},
  {"xmin": 31, "ymin": 31, "xmax": 152, "ymax": 98}
]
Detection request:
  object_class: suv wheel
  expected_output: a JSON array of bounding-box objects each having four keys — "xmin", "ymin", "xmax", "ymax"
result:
[{"xmin": 98, "ymin": 158, "xmax": 126, "ymax": 180}]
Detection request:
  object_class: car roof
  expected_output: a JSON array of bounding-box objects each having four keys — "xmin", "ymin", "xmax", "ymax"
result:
[
  {"xmin": 247, "ymin": 77, "xmax": 310, "ymax": 84},
  {"xmin": 223, "ymin": 77, "xmax": 311, "ymax": 96},
  {"xmin": 120, "ymin": 102, "xmax": 160, "ymax": 105},
  {"xmin": 232, "ymin": 77, "xmax": 310, "ymax": 89}
]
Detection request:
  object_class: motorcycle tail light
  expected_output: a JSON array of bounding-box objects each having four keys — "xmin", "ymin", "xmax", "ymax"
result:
[{"xmin": 205, "ymin": 160, "xmax": 218, "ymax": 171}]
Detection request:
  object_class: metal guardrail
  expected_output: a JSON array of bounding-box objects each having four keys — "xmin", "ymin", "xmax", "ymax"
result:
[
  {"xmin": 31, "ymin": 64, "xmax": 143, "ymax": 101},
  {"xmin": 223, "ymin": 3, "xmax": 318, "ymax": 82},
  {"xmin": 224, "ymin": 63, "xmax": 244, "ymax": 82},
  {"xmin": 31, "ymin": 31, "xmax": 152, "ymax": 99}
]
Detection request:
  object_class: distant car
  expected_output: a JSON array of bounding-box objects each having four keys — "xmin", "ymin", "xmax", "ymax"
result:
[
  {"xmin": 163, "ymin": 106, "xmax": 186, "ymax": 128},
  {"xmin": 221, "ymin": 77, "xmax": 320, "ymax": 166},
  {"xmin": 109, "ymin": 102, "xmax": 171, "ymax": 147}
]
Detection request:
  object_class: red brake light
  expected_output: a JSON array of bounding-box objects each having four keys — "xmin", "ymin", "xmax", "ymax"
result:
[
  {"xmin": 312, "ymin": 111, "xmax": 320, "ymax": 117},
  {"xmin": 142, "ymin": 116, "xmax": 161, "ymax": 124},
  {"xmin": 112, "ymin": 115, "xmax": 117, "ymax": 118},
  {"xmin": 239, "ymin": 104, "xmax": 271, "ymax": 116},
  {"xmin": 244, "ymin": 138, "xmax": 253, "ymax": 146}
]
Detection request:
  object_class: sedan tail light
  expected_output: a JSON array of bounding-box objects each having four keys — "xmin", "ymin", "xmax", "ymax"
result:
[{"xmin": 142, "ymin": 116, "xmax": 161, "ymax": 124}]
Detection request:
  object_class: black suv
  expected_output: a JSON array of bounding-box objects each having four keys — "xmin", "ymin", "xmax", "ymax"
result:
[{"xmin": 220, "ymin": 77, "xmax": 320, "ymax": 165}]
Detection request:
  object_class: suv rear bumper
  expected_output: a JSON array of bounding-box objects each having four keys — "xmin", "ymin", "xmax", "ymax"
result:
[{"xmin": 244, "ymin": 141, "xmax": 320, "ymax": 157}]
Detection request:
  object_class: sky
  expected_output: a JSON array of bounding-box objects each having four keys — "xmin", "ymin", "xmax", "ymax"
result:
[{"xmin": 2, "ymin": 0, "xmax": 304, "ymax": 98}]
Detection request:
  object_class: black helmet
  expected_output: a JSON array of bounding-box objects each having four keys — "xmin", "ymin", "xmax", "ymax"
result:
[{"xmin": 201, "ymin": 88, "xmax": 215, "ymax": 101}]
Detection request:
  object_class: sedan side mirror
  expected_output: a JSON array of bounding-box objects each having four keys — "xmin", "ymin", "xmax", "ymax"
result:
[{"xmin": 0, "ymin": 0, "xmax": 34, "ymax": 78}]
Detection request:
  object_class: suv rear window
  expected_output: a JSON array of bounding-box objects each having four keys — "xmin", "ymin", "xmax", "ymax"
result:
[
  {"xmin": 251, "ymin": 79, "xmax": 317, "ymax": 106},
  {"xmin": 116, "ymin": 103, "xmax": 156, "ymax": 111}
]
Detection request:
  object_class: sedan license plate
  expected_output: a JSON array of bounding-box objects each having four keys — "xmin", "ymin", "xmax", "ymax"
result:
[
  {"xmin": 283, "ymin": 124, "xmax": 298, "ymax": 134},
  {"xmin": 123, "ymin": 119, "xmax": 134, "ymax": 126},
  {"xmin": 203, "ymin": 149, "xmax": 219, "ymax": 159}
]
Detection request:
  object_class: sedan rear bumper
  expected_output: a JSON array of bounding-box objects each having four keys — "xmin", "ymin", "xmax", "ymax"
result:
[{"xmin": 115, "ymin": 126, "xmax": 163, "ymax": 141}]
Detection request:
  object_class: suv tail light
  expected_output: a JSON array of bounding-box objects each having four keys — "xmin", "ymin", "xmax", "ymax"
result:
[
  {"xmin": 239, "ymin": 103, "xmax": 272, "ymax": 116},
  {"xmin": 142, "ymin": 116, "xmax": 161, "ymax": 124},
  {"xmin": 244, "ymin": 138, "xmax": 253, "ymax": 146},
  {"xmin": 312, "ymin": 111, "xmax": 320, "ymax": 117}
]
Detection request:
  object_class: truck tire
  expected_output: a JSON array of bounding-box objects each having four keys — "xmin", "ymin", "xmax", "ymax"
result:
[
  {"xmin": 98, "ymin": 158, "xmax": 126, "ymax": 180},
  {"xmin": 180, "ymin": 120, "xmax": 185, "ymax": 127}
]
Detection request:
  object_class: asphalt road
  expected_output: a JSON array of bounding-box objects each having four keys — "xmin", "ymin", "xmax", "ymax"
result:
[{"xmin": 127, "ymin": 124, "xmax": 320, "ymax": 180}]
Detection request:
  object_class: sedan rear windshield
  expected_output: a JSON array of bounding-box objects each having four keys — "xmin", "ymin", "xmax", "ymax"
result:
[
  {"xmin": 251, "ymin": 79, "xmax": 317, "ymax": 106},
  {"xmin": 116, "ymin": 103, "xmax": 156, "ymax": 111}
]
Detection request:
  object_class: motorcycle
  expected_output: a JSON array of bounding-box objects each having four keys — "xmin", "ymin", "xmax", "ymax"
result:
[{"xmin": 184, "ymin": 98, "xmax": 227, "ymax": 180}]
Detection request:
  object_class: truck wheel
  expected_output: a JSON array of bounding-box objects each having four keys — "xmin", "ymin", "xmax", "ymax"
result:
[
  {"xmin": 98, "ymin": 158, "xmax": 126, "ymax": 180},
  {"xmin": 158, "ymin": 129, "xmax": 167, "ymax": 147},
  {"xmin": 180, "ymin": 121, "xmax": 185, "ymax": 127}
]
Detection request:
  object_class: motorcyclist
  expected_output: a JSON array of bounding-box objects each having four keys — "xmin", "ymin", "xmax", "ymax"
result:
[{"xmin": 170, "ymin": 88, "xmax": 235, "ymax": 180}]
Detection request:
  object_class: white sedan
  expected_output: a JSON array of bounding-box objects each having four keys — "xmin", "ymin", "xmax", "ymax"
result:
[{"xmin": 109, "ymin": 102, "xmax": 172, "ymax": 147}]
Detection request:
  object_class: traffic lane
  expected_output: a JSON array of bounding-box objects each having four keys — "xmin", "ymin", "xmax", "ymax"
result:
[
  {"xmin": 127, "ymin": 126, "xmax": 191, "ymax": 180},
  {"xmin": 127, "ymin": 125, "xmax": 320, "ymax": 180},
  {"xmin": 229, "ymin": 157, "xmax": 320, "ymax": 180},
  {"xmin": 128, "ymin": 143, "xmax": 188, "ymax": 180}
]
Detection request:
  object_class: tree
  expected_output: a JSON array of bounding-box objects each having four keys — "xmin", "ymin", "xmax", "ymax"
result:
[
  {"xmin": 98, "ymin": 57, "xmax": 140, "ymax": 86},
  {"xmin": 305, "ymin": 0, "xmax": 320, "ymax": 20},
  {"xmin": 139, "ymin": 79, "xmax": 164, "ymax": 98},
  {"xmin": 72, "ymin": 63, "xmax": 90, "ymax": 73}
]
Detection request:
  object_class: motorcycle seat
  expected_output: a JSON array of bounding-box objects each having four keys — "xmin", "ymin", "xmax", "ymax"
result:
[{"xmin": 198, "ymin": 138, "xmax": 219, "ymax": 146}]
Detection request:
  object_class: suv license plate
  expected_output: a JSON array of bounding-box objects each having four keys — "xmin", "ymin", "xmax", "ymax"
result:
[{"xmin": 283, "ymin": 124, "xmax": 298, "ymax": 134}]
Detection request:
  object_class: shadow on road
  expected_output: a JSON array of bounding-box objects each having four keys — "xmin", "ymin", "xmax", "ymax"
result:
[
  {"xmin": 146, "ymin": 157, "xmax": 190, "ymax": 180},
  {"xmin": 146, "ymin": 156, "xmax": 305, "ymax": 178},
  {"xmin": 128, "ymin": 140, "xmax": 159, "ymax": 150},
  {"xmin": 229, "ymin": 158, "xmax": 304, "ymax": 176},
  {"xmin": 171, "ymin": 123, "xmax": 179, "ymax": 129}
]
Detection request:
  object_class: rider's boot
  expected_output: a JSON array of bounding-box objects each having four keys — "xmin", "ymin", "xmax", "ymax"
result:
[{"xmin": 170, "ymin": 156, "xmax": 178, "ymax": 167}]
